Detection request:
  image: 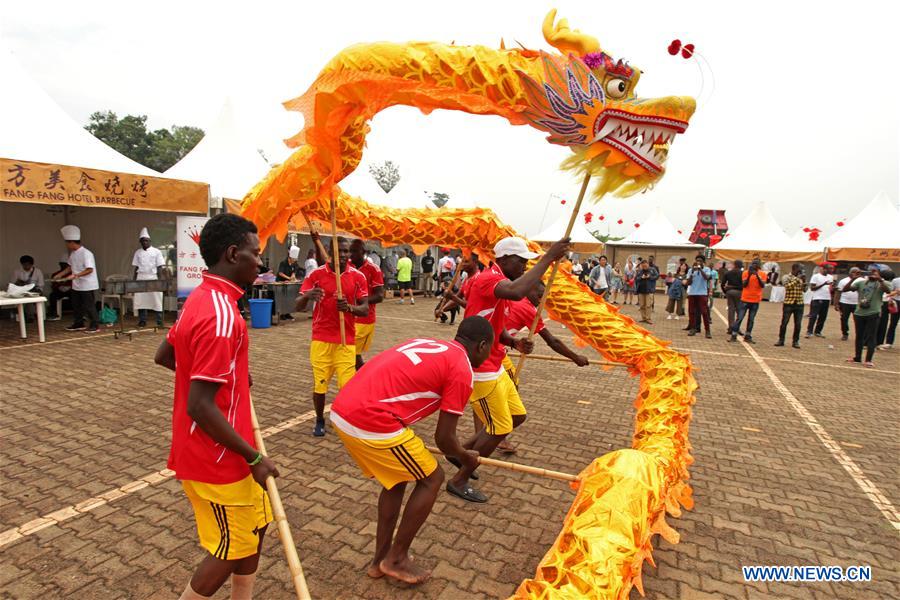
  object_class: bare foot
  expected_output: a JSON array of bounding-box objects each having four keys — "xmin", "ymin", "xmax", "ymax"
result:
[
  {"xmin": 379, "ymin": 556, "xmax": 431, "ymax": 585},
  {"xmin": 367, "ymin": 562, "xmax": 384, "ymax": 578}
]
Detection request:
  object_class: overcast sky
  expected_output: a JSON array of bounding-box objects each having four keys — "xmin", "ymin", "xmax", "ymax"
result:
[{"xmin": 2, "ymin": 0, "xmax": 897, "ymax": 238}]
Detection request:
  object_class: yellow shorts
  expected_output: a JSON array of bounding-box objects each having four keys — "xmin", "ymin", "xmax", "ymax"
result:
[
  {"xmin": 182, "ymin": 475, "xmax": 272, "ymax": 561},
  {"xmin": 310, "ymin": 340, "xmax": 356, "ymax": 394},
  {"xmin": 470, "ymin": 370, "xmax": 526, "ymax": 436},
  {"xmin": 354, "ymin": 322, "xmax": 376, "ymax": 354},
  {"xmin": 335, "ymin": 426, "xmax": 437, "ymax": 490},
  {"xmin": 501, "ymin": 354, "xmax": 517, "ymax": 382}
]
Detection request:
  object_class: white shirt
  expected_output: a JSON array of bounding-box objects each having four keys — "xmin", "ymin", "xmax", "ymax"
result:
[
  {"xmin": 809, "ymin": 272, "xmax": 833, "ymax": 301},
  {"xmin": 304, "ymin": 258, "xmax": 318, "ymax": 275},
  {"xmin": 12, "ymin": 267, "xmax": 44, "ymax": 291},
  {"xmin": 69, "ymin": 246, "xmax": 99, "ymax": 291},
  {"xmin": 837, "ymin": 276, "xmax": 860, "ymax": 305},
  {"xmin": 132, "ymin": 246, "xmax": 165, "ymax": 279},
  {"xmin": 438, "ymin": 256, "xmax": 455, "ymax": 273}
]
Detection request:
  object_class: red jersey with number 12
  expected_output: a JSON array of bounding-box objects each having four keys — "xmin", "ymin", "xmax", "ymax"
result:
[
  {"xmin": 462, "ymin": 264, "xmax": 508, "ymax": 379},
  {"xmin": 331, "ymin": 338, "xmax": 474, "ymax": 435}
]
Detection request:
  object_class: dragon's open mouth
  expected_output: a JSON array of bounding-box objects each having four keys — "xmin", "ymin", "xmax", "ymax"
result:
[{"xmin": 592, "ymin": 109, "xmax": 689, "ymax": 174}]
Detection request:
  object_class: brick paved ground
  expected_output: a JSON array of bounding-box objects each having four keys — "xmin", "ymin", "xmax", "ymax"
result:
[{"xmin": 0, "ymin": 296, "xmax": 897, "ymax": 599}]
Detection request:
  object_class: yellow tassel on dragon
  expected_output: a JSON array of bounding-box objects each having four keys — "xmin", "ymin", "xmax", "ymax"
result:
[{"xmin": 243, "ymin": 9, "xmax": 697, "ymax": 599}]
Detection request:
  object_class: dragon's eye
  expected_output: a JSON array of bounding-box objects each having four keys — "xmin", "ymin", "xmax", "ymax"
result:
[{"xmin": 606, "ymin": 78, "xmax": 628, "ymax": 99}]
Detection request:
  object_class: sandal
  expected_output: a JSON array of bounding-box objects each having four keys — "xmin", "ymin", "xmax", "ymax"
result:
[
  {"xmin": 445, "ymin": 456, "xmax": 478, "ymax": 480},
  {"xmin": 446, "ymin": 481, "xmax": 488, "ymax": 503}
]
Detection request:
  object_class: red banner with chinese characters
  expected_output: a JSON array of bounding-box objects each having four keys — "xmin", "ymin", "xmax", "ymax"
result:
[{"xmin": 0, "ymin": 158, "xmax": 208, "ymax": 214}]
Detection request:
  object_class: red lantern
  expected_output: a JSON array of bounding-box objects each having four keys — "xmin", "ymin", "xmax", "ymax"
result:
[
  {"xmin": 616, "ymin": 219, "xmax": 623, "ymax": 225},
  {"xmin": 836, "ymin": 221, "xmax": 845, "ymax": 227},
  {"xmin": 802, "ymin": 227, "xmax": 811, "ymax": 233},
  {"xmin": 599, "ymin": 215, "xmax": 605, "ymax": 221},
  {"xmin": 584, "ymin": 212, "xmax": 593, "ymax": 224},
  {"xmin": 677, "ymin": 229, "xmax": 683, "ymax": 234},
  {"xmin": 560, "ymin": 199, "xmax": 567, "ymax": 205},
  {"xmin": 634, "ymin": 223, "xmax": 640, "ymax": 228}
]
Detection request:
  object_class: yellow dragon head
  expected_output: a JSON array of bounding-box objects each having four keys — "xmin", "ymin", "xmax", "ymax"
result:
[{"xmin": 521, "ymin": 10, "xmax": 696, "ymax": 198}]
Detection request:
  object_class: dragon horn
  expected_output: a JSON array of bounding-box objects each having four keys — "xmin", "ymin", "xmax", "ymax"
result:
[{"xmin": 542, "ymin": 9, "xmax": 601, "ymax": 56}]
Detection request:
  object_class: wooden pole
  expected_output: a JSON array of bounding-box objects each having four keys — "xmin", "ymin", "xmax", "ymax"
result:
[
  {"xmin": 527, "ymin": 353, "xmax": 625, "ymax": 368},
  {"xmin": 329, "ymin": 195, "xmax": 347, "ymax": 346},
  {"xmin": 514, "ymin": 172, "xmax": 591, "ymax": 382},
  {"xmin": 434, "ymin": 261, "xmax": 464, "ymax": 322},
  {"xmin": 249, "ymin": 396, "xmax": 311, "ymax": 600},
  {"xmin": 426, "ymin": 446, "xmax": 578, "ymax": 483}
]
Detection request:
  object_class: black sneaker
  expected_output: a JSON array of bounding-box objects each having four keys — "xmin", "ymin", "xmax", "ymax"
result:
[
  {"xmin": 687, "ymin": 330, "xmax": 697, "ymax": 337},
  {"xmin": 841, "ymin": 334, "xmax": 848, "ymax": 341},
  {"xmin": 815, "ymin": 333, "xmax": 825, "ymax": 338},
  {"xmin": 745, "ymin": 337, "xmax": 755, "ymax": 344},
  {"xmin": 705, "ymin": 331, "xmax": 711, "ymax": 339},
  {"xmin": 313, "ymin": 420, "xmax": 326, "ymax": 437},
  {"xmin": 728, "ymin": 334, "xmax": 737, "ymax": 342},
  {"xmin": 792, "ymin": 342, "xmax": 801, "ymax": 349},
  {"xmin": 65, "ymin": 324, "xmax": 86, "ymax": 331},
  {"xmin": 137, "ymin": 321, "xmax": 147, "ymax": 328},
  {"xmin": 774, "ymin": 341, "xmax": 785, "ymax": 347},
  {"xmin": 85, "ymin": 326, "xmax": 100, "ymax": 333}
]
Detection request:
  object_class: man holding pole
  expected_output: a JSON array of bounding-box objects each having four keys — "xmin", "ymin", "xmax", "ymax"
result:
[
  {"xmin": 153, "ymin": 213, "xmax": 279, "ymax": 600},
  {"xmin": 295, "ymin": 237, "xmax": 369, "ymax": 437},
  {"xmin": 349, "ymin": 238, "xmax": 384, "ymax": 369},
  {"xmin": 330, "ymin": 316, "xmax": 493, "ymax": 585},
  {"xmin": 446, "ymin": 236, "xmax": 570, "ymax": 503},
  {"xmin": 507, "ymin": 281, "xmax": 590, "ymax": 369}
]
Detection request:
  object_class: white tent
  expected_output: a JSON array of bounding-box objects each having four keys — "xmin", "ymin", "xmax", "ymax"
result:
[
  {"xmin": 824, "ymin": 191, "xmax": 900, "ymax": 261},
  {"xmin": 0, "ymin": 47, "xmax": 156, "ymax": 175},
  {"xmin": 166, "ymin": 98, "xmax": 272, "ymax": 201},
  {"xmin": 531, "ymin": 211, "xmax": 602, "ymax": 253},
  {"xmin": 713, "ymin": 201, "xmax": 821, "ymax": 262},
  {"xmin": 616, "ymin": 206, "xmax": 702, "ymax": 247},
  {"xmin": 0, "ymin": 45, "xmax": 208, "ymax": 281}
]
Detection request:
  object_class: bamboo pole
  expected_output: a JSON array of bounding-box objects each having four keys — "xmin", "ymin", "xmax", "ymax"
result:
[
  {"xmin": 527, "ymin": 353, "xmax": 626, "ymax": 368},
  {"xmin": 514, "ymin": 172, "xmax": 591, "ymax": 382},
  {"xmin": 433, "ymin": 261, "xmax": 464, "ymax": 322},
  {"xmin": 329, "ymin": 195, "xmax": 347, "ymax": 346},
  {"xmin": 249, "ymin": 396, "xmax": 311, "ymax": 600},
  {"xmin": 427, "ymin": 446, "xmax": 579, "ymax": 483}
]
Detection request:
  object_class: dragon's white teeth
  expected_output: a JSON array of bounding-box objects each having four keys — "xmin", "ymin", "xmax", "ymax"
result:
[{"xmin": 594, "ymin": 120, "xmax": 620, "ymax": 142}]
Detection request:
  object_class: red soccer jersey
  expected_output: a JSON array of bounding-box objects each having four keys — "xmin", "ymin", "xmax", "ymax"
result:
[
  {"xmin": 506, "ymin": 298, "xmax": 545, "ymax": 337},
  {"xmin": 351, "ymin": 259, "xmax": 384, "ymax": 325},
  {"xmin": 166, "ymin": 272, "xmax": 255, "ymax": 484},
  {"xmin": 331, "ymin": 338, "xmax": 474, "ymax": 435},
  {"xmin": 301, "ymin": 263, "xmax": 368, "ymax": 344},
  {"xmin": 462, "ymin": 264, "xmax": 508, "ymax": 379}
]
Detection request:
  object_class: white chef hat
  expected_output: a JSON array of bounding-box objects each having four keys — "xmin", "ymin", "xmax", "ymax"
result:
[
  {"xmin": 61, "ymin": 225, "xmax": 81, "ymax": 241},
  {"xmin": 289, "ymin": 245, "xmax": 300, "ymax": 259},
  {"xmin": 139, "ymin": 227, "xmax": 150, "ymax": 240}
]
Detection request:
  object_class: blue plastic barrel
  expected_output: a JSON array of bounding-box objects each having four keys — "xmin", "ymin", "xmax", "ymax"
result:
[{"xmin": 248, "ymin": 299, "xmax": 273, "ymax": 329}]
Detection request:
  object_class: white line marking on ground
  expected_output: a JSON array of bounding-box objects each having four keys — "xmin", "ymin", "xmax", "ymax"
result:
[
  {"xmin": 711, "ymin": 307, "xmax": 900, "ymax": 532},
  {"xmin": 0, "ymin": 327, "xmax": 158, "ymax": 351},
  {"xmin": 0, "ymin": 406, "xmax": 329, "ymax": 550}
]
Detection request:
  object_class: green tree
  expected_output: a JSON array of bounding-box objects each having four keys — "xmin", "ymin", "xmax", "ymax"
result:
[{"xmin": 85, "ymin": 111, "xmax": 203, "ymax": 172}]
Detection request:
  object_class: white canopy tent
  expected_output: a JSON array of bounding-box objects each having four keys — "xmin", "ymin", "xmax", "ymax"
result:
[
  {"xmin": 712, "ymin": 201, "xmax": 820, "ymax": 262},
  {"xmin": 0, "ymin": 46, "xmax": 207, "ymax": 281},
  {"xmin": 615, "ymin": 206, "xmax": 703, "ymax": 248},
  {"xmin": 531, "ymin": 211, "xmax": 602, "ymax": 253},
  {"xmin": 824, "ymin": 191, "xmax": 900, "ymax": 262},
  {"xmin": 790, "ymin": 229, "xmax": 826, "ymax": 255},
  {"xmin": 166, "ymin": 98, "xmax": 272, "ymax": 202}
]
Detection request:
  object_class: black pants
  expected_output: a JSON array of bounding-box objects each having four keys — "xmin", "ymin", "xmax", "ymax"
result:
[
  {"xmin": 807, "ymin": 299, "xmax": 830, "ymax": 334},
  {"xmin": 778, "ymin": 303, "xmax": 804, "ymax": 343},
  {"xmin": 875, "ymin": 303, "xmax": 899, "ymax": 346},
  {"xmin": 853, "ymin": 313, "xmax": 880, "ymax": 362},
  {"xmin": 48, "ymin": 290, "xmax": 71, "ymax": 316},
  {"xmin": 838, "ymin": 302, "xmax": 855, "ymax": 336},
  {"xmin": 71, "ymin": 290, "xmax": 99, "ymax": 328}
]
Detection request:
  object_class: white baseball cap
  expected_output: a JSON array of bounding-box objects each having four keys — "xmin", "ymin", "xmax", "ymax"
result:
[{"xmin": 493, "ymin": 237, "xmax": 539, "ymax": 260}]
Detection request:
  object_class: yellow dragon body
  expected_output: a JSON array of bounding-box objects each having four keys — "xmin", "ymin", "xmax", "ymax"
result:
[{"xmin": 243, "ymin": 10, "xmax": 697, "ymax": 598}]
